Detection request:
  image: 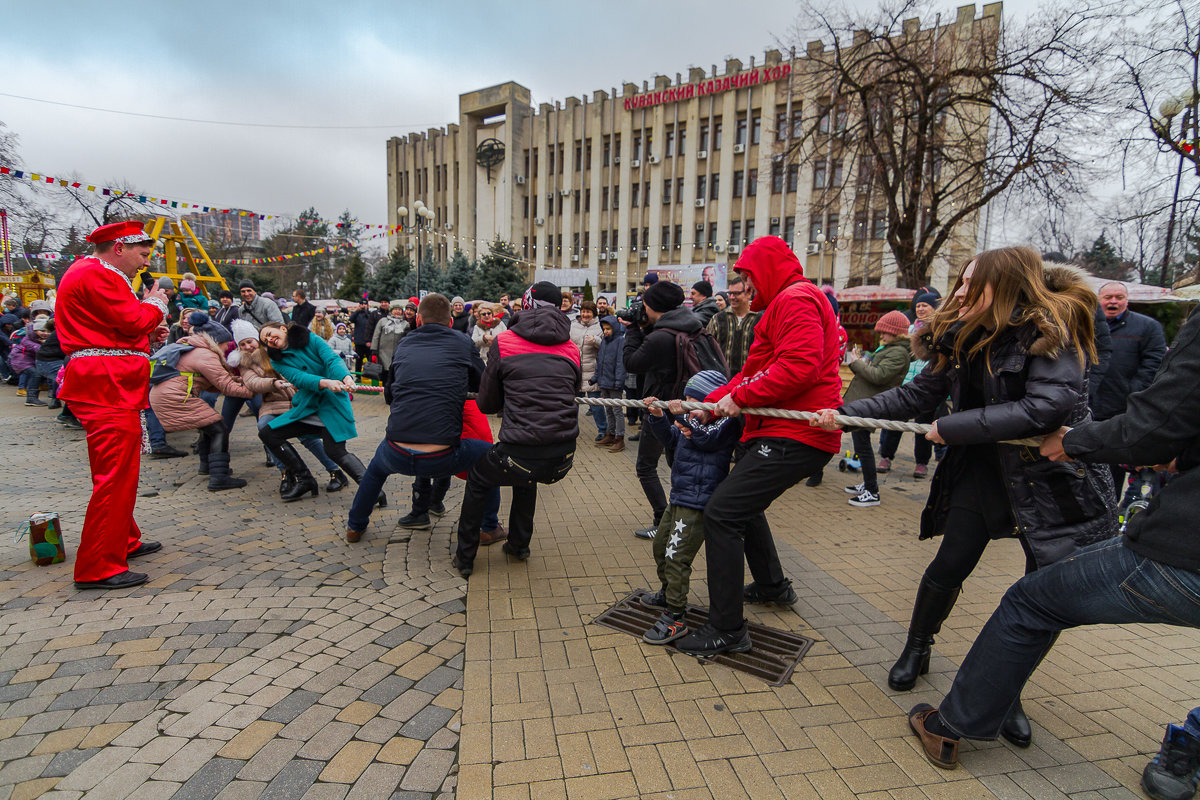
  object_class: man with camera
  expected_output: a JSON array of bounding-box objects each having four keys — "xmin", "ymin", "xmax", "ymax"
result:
[{"xmin": 622, "ymin": 280, "xmax": 704, "ymax": 539}]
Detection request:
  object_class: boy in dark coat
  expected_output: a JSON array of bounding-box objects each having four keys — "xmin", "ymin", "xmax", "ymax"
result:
[{"xmin": 640, "ymin": 371, "xmax": 743, "ymax": 644}]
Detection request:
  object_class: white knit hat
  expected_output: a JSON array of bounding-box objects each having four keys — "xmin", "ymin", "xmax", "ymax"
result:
[{"xmin": 231, "ymin": 319, "xmax": 258, "ymax": 344}]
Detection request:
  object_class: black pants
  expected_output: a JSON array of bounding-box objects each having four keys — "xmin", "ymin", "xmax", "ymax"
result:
[
  {"xmin": 454, "ymin": 444, "xmax": 575, "ymax": 565},
  {"xmin": 850, "ymin": 429, "xmax": 878, "ymax": 493},
  {"xmin": 259, "ymin": 421, "xmax": 348, "ymax": 463},
  {"xmin": 635, "ymin": 429, "xmax": 674, "ymax": 524},
  {"xmin": 924, "ymin": 506, "xmax": 1037, "ymax": 588},
  {"xmin": 704, "ymin": 437, "xmax": 832, "ymax": 631},
  {"xmin": 878, "ymin": 403, "xmax": 944, "ymax": 465},
  {"xmin": 354, "ymin": 343, "xmax": 371, "ymax": 373}
]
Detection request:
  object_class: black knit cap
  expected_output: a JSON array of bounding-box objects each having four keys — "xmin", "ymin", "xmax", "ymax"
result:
[
  {"xmin": 238, "ymin": 279, "xmax": 256, "ymax": 291},
  {"xmin": 691, "ymin": 280, "xmax": 713, "ymax": 297},
  {"xmin": 642, "ymin": 281, "xmax": 684, "ymax": 312}
]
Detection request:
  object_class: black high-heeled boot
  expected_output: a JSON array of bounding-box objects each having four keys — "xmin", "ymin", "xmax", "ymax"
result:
[
  {"xmin": 888, "ymin": 576, "xmax": 961, "ymax": 691},
  {"xmin": 337, "ymin": 452, "xmax": 386, "ymax": 508},
  {"xmin": 270, "ymin": 441, "xmax": 319, "ymax": 502}
]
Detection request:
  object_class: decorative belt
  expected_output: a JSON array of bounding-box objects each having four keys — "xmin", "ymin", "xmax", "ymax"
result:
[{"xmin": 70, "ymin": 348, "xmax": 150, "ymax": 359}]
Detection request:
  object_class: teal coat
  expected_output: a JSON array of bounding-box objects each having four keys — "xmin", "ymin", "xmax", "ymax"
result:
[{"xmin": 266, "ymin": 333, "xmax": 357, "ymax": 442}]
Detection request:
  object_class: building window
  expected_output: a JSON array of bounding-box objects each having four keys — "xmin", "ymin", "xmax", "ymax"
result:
[
  {"xmin": 769, "ymin": 218, "xmax": 781, "ymax": 237},
  {"xmin": 809, "ymin": 217, "xmax": 824, "ymax": 243},
  {"xmin": 735, "ymin": 117, "xmax": 747, "ymax": 147},
  {"xmin": 583, "ymin": 231, "xmax": 590, "ymax": 251},
  {"xmin": 631, "ymin": 183, "xmax": 640, "ymax": 207},
  {"xmin": 813, "ymin": 159, "xmax": 827, "ymax": 190},
  {"xmin": 699, "ymin": 123, "xmax": 709, "ymax": 152},
  {"xmin": 632, "ymin": 135, "xmax": 641, "ymax": 161},
  {"xmin": 771, "ymin": 162, "xmax": 784, "ymax": 193},
  {"xmin": 532, "ymin": 196, "xmax": 538, "ymax": 217},
  {"xmin": 708, "ymin": 222, "xmax": 718, "ymax": 246},
  {"xmin": 831, "ymin": 159, "xmax": 844, "ymax": 187},
  {"xmin": 751, "ymin": 114, "xmax": 762, "ymax": 145},
  {"xmin": 574, "ymin": 190, "xmax": 581, "ymax": 215},
  {"xmin": 747, "ymin": 168, "xmax": 758, "ymax": 197},
  {"xmin": 600, "ymin": 230, "xmax": 609, "ymax": 251},
  {"xmin": 746, "ymin": 220, "xmax": 755, "ymax": 242},
  {"xmin": 678, "ymin": 124, "xmax": 686, "ymax": 156},
  {"xmin": 601, "ymin": 187, "xmax": 609, "ymax": 211},
  {"xmin": 786, "ymin": 164, "xmax": 799, "ymax": 193},
  {"xmin": 827, "ymin": 213, "xmax": 840, "ymax": 239},
  {"xmin": 643, "ymin": 227, "xmax": 649, "ymax": 250},
  {"xmin": 585, "ymin": 138, "xmax": 592, "ymax": 168},
  {"xmin": 854, "ymin": 211, "xmax": 869, "ymax": 240},
  {"xmin": 791, "ymin": 108, "xmax": 803, "ymax": 138},
  {"xmin": 696, "ymin": 175, "xmax": 706, "ymax": 200},
  {"xmin": 674, "ymin": 224, "xmax": 682, "ymax": 249},
  {"xmin": 713, "ymin": 122, "xmax": 723, "ymax": 150},
  {"xmin": 730, "ymin": 220, "xmax": 741, "ymax": 246},
  {"xmin": 523, "ymin": 196, "xmax": 529, "ymax": 218},
  {"xmin": 575, "ymin": 142, "xmax": 583, "ymax": 172},
  {"xmin": 523, "ymin": 236, "xmax": 529, "ymax": 254},
  {"xmin": 857, "ymin": 156, "xmax": 874, "ymax": 193},
  {"xmin": 665, "ymin": 129, "xmax": 675, "ymax": 158},
  {"xmin": 676, "ymin": 177, "xmax": 684, "ymax": 203},
  {"xmin": 835, "ymin": 105, "xmax": 848, "ymax": 132},
  {"xmin": 818, "ymin": 104, "xmax": 830, "ymax": 135},
  {"xmin": 710, "ymin": 174, "xmax": 719, "ymax": 200},
  {"xmin": 573, "ymin": 232, "xmax": 580, "ymax": 253},
  {"xmin": 873, "ymin": 210, "xmax": 888, "ymax": 239},
  {"xmin": 631, "ymin": 228, "xmax": 639, "ymax": 249},
  {"xmin": 603, "ymin": 139, "xmax": 610, "ymax": 167},
  {"xmin": 733, "ymin": 170, "xmax": 744, "ymax": 197},
  {"xmin": 663, "ymin": 180, "xmax": 672, "ymax": 205},
  {"xmin": 556, "ymin": 233, "xmax": 562, "ymax": 253},
  {"xmin": 584, "ymin": 188, "xmax": 591, "ymax": 213},
  {"xmin": 524, "ymin": 149, "xmax": 530, "ymax": 176},
  {"xmin": 784, "ymin": 216, "xmax": 795, "ymax": 246},
  {"xmin": 548, "ymin": 148, "xmax": 555, "ymax": 176},
  {"xmin": 614, "ymin": 134, "xmax": 621, "ymax": 160},
  {"xmin": 662, "ymin": 225, "xmax": 671, "ymax": 249},
  {"xmin": 775, "ymin": 106, "xmax": 788, "ymax": 138},
  {"xmin": 612, "ymin": 188, "xmax": 619, "ymax": 210},
  {"xmin": 643, "ymin": 182, "xmax": 650, "ymax": 207}
]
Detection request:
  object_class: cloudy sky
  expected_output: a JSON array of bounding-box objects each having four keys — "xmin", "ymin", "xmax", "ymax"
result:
[{"xmin": 2, "ymin": 0, "xmax": 1041, "ymax": 242}]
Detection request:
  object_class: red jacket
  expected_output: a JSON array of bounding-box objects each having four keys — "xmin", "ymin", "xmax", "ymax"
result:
[
  {"xmin": 56, "ymin": 257, "xmax": 166, "ymax": 409},
  {"xmin": 455, "ymin": 399, "xmax": 494, "ymax": 479},
  {"xmin": 706, "ymin": 236, "xmax": 842, "ymax": 452}
]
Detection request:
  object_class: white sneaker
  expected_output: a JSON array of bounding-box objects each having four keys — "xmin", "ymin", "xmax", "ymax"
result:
[
  {"xmin": 848, "ymin": 489, "xmax": 881, "ymax": 507},
  {"xmin": 844, "ymin": 482, "xmax": 865, "ymax": 495}
]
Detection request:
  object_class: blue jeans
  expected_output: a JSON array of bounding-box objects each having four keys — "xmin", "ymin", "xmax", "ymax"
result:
[
  {"xmin": 584, "ymin": 390, "xmax": 606, "ymax": 435},
  {"xmin": 145, "ymin": 406, "xmax": 167, "ymax": 449},
  {"xmin": 258, "ymin": 414, "xmax": 338, "ymax": 473},
  {"xmin": 34, "ymin": 360, "xmax": 63, "ymax": 399},
  {"xmin": 347, "ymin": 438, "xmax": 497, "ymax": 533},
  {"xmin": 939, "ymin": 537, "xmax": 1200, "ymax": 740}
]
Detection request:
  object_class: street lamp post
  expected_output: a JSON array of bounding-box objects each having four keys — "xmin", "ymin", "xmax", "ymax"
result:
[
  {"xmin": 815, "ymin": 232, "xmax": 827, "ymax": 284},
  {"xmin": 396, "ymin": 201, "xmax": 436, "ymax": 296}
]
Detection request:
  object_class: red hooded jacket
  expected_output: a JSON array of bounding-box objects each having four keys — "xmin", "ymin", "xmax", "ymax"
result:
[{"xmin": 706, "ymin": 236, "xmax": 842, "ymax": 452}]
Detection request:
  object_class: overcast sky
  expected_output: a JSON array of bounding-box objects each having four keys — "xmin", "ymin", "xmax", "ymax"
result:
[{"xmin": 2, "ymin": 0, "xmax": 1044, "ymax": 243}]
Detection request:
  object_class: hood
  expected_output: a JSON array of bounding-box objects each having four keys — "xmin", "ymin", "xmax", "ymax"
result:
[
  {"xmin": 733, "ymin": 236, "xmax": 806, "ymax": 312},
  {"xmin": 507, "ymin": 304, "xmax": 570, "ymax": 345},
  {"xmin": 599, "ymin": 315, "xmax": 624, "ymax": 337},
  {"xmin": 0, "ymin": 313, "xmax": 18, "ymax": 328},
  {"xmin": 653, "ymin": 306, "xmax": 703, "ymax": 334}
]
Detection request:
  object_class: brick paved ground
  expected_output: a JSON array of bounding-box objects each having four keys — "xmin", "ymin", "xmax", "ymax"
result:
[{"xmin": 2, "ymin": 389, "xmax": 1198, "ymax": 799}]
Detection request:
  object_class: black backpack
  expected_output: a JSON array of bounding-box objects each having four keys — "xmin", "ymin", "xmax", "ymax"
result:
[{"xmin": 670, "ymin": 328, "xmax": 729, "ymax": 398}]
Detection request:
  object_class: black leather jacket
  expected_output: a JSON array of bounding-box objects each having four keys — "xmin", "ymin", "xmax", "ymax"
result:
[{"xmin": 842, "ymin": 318, "xmax": 1118, "ymax": 568}]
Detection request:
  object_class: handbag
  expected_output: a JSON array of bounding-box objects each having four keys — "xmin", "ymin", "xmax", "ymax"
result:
[
  {"xmin": 15, "ymin": 513, "xmax": 67, "ymax": 566},
  {"xmin": 361, "ymin": 361, "xmax": 385, "ymax": 382}
]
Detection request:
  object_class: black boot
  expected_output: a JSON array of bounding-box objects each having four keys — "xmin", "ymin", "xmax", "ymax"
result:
[
  {"xmin": 197, "ymin": 430, "xmax": 212, "ymax": 475},
  {"xmin": 270, "ymin": 441, "xmax": 319, "ymax": 502},
  {"xmin": 207, "ymin": 452, "xmax": 247, "ymax": 492},
  {"xmin": 429, "ymin": 477, "xmax": 450, "ymax": 517},
  {"xmin": 338, "ymin": 452, "xmax": 386, "ymax": 508},
  {"xmin": 279, "ymin": 470, "xmax": 295, "ymax": 497},
  {"xmin": 327, "ymin": 470, "xmax": 349, "ymax": 492},
  {"xmin": 888, "ymin": 576, "xmax": 961, "ymax": 691},
  {"xmin": 1002, "ymin": 701, "xmax": 1032, "ymax": 748}
]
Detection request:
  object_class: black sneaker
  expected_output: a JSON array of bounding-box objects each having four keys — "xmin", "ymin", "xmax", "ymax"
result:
[
  {"xmin": 396, "ymin": 511, "xmax": 432, "ymax": 530},
  {"xmin": 675, "ymin": 622, "xmax": 752, "ymax": 657},
  {"xmin": 150, "ymin": 444, "xmax": 188, "ymax": 458},
  {"xmin": 643, "ymin": 612, "xmax": 688, "ymax": 645},
  {"xmin": 501, "ymin": 542, "xmax": 530, "ymax": 561},
  {"xmin": 633, "ymin": 526, "xmax": 657, "ymax": 540},
  {"xmin": 429, "ymin": 502, "xmax": 447, "ymax": 517},
  {"xmin": 1143, "ymin": 724, "xmax": 1200, "ymax": 800},
  {"xmin": 24, "ymin": 398, "xmax": 47, "ymax": 407},
  {"xmin": 743, "ymin": 579, "xmax": 798, "ymax": 606},
  {"xmin": 640, "ymin": 589, "xmax": 668, "ymax": 610},
  {"xmin": 805, "ymin": 472, "xmax": 823, "ymax": 487}
]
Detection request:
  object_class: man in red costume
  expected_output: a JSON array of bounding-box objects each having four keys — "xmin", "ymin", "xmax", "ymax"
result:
[{"xmin": 56, "ymin": 221, "xmax": 171, "ymax": 590}]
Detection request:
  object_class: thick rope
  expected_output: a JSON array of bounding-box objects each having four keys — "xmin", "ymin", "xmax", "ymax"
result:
[{"xmin": 346, "ymin": 385, "xmax": 1044, "ymax": 447}]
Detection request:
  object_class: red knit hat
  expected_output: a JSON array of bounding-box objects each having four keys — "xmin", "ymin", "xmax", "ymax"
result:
[{"xmin": 874, "ymin": 310, "xmax": 910, "ymax": 335}]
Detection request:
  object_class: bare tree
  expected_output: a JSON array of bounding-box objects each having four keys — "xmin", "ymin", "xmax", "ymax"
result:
[{"xmin": 783, "ymin": 0, "xmax": 1121, "ymax": 287}]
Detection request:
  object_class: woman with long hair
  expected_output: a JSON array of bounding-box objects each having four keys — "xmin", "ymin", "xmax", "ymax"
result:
[
  {"xmin": 814, "ymin": 246, "xmax": 1117, "ymax": 748},
  {"xmin": 257, "ymin": 321, "xmax": 385, "ymax": 506},
  {"xmin": 309, "ymin": 307, "xmax": 335, "ymax": 341}
]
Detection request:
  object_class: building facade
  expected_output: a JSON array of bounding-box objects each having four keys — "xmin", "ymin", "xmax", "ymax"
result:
[{"xmin": 386, "ymin": 4, "xmax": 996, "ymax": 298}]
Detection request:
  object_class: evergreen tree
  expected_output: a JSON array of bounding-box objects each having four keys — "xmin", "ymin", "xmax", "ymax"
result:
[
  {"xmin": 442, "ymin": 249, "xmax": 475, "ymax": 299},
  {"xmin": 335, "ymin": 253, "xmax": 367, "ymax": 301},
  {"xmin": 470, "ymin": 239, "xmax": 527, "ymax": 300},
  {"xmin": 1079, "ymin": 233, "xmax": 1129, "ymax": 280},
  {"xmin": 365, "ymin": 249, "xmax": 415, "ymax": 300},
  {"xmin": 582, "ymin": 279, "xmax": 594, "ymax": 302}
]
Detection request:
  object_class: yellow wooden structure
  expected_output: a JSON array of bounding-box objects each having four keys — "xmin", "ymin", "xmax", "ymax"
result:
[
  {"xmin": 131, "ymin": 217, "xmax": 230, "ymax": 295},
  {"xmin": 0, "ymin": 268, "xmax": 56, "ymax": 305}
]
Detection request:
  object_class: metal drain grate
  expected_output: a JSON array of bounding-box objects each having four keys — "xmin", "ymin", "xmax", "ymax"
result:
[{"xmin": 591, "ymin": 589, "xmax": 816, "ymax": 686}]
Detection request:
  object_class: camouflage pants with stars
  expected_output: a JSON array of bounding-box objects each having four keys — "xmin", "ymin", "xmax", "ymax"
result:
[{"xmin": 653, "ymin": 504, "xmax": 706, "ymax": 614}]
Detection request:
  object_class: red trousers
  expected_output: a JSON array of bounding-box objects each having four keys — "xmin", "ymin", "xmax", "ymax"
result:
[{"xmin": 72, "ymin": 401, "xmax": 144, "ymax": 582}]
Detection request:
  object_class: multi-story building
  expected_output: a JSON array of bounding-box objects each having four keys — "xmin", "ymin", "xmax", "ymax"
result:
[
  {"xmin": 385, "ymin": 4, "xmax": 995, "ymax": 298},
  {"xmin": 185, "ymin": 209, "xmax": 262, "ymax": 248}
]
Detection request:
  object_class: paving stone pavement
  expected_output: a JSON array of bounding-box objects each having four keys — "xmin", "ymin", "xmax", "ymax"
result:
[{"xmin": 2, "ymin": 389, "xmax": 1198, "ymax": 798}]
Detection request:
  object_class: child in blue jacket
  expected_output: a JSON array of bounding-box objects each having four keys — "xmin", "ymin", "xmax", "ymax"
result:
[
  {"xmin": 641, "ymin": 370, "xmax": 742, "ymax": 644},
  {"xmin": 592, "ymin": 315, "xmax": 627, "ymax": 451}
]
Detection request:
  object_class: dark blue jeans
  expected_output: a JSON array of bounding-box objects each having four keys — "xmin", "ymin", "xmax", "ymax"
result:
[
  {"xmin": 584, "ymin": 390, "xmax": 606, "ymax": 435},
  {"xmin": 347, "ymin": 438, "xmax": 496, "ymax": 533},
  {"xmin": 221, "ymin": 394, "xmax": 263, "ymax": 433},
  {"xmin": 145, "ymin": 406, "xmax": 167, "ymax": 449},
  {"xmin": 939, "ymin": 537, "xmax": 1200, "ymax": 740}
]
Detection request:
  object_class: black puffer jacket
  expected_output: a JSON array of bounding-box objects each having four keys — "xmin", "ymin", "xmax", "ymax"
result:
[
  {"xmin": 479, "ymin": 306, "xmax": 582, "ymax": 450},
  {"xmin": 1092, "ymin": 309, "xmax": 1166, "ymax": 420},
  {"xmin": 623, "ymin": 306, "xmax": 703, "ymax": 400},
  {"xmin": 842, "ymin": 268, "xmax": 1118, "ymax": 568}
]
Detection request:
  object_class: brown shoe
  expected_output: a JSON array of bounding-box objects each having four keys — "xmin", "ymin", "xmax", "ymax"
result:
[
  {"xmin": 908, "ymin": 704, "xmax": 959, "ymax": 770},
  {"xmin": 608, "ymin": 436, "xmax": 626, "ymax": 453},
  {"xmin": 479, "ymin": 525, "xmax": 507, "ymax": 546},
  {"xmin": 346, "ymin": 527, "xmax": 364, "ymax": 543},
  {"xmin": 594, "ymin": 433, "xmax": 616, "ymax": 447}
]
